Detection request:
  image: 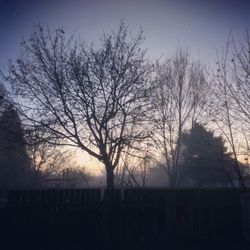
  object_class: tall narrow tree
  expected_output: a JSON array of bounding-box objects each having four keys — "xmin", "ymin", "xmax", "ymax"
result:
[
  {"xmin": 150, "ymin": 50, "xmax": 207, "ymax": 187},
  {"xmin": 0, "ymin": 104, "xmax": 30, "ymax": 187}
]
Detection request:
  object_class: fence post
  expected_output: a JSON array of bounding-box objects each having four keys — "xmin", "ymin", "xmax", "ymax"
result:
[{"xmin": 241, "ymin": 192, "xmax": 250, "ymax": 241}]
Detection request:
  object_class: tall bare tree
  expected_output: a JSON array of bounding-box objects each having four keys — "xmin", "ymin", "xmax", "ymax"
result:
[
  {"xmin": 230, "ymin": 29, "xmax": 250, "ymax": 124},
  {"xmin": 209, "ymin": 31, "xmax": 250, "ymax": 188},
  {"xmin": 151, "ymin": 50, "xmax": 207, "ymax": 187},
  {"xmin": 3, "ymin": 23, "xmax": 151, "ymax": 189}
]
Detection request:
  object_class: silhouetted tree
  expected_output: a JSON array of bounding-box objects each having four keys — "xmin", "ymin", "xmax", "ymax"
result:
[
  {"xmin": 115, "ymin": 144, "xmax": 151, "ymax": 188},
  {"xmin": 209, "ymin": 32, "xmax": 249, "ymax": 188},
  {"xmin": 0, "ymin": 104, "xmax": 30, "ymax": 187},
  {"xmin": 58, "ymin": 167, "xmax": 92, "ymax": 188},
  {"xmin": 179, "ymin": 123, "xmax": 236, "ymax": 187},
  {"xmin": 0, "ymin": 84, "xmax": 6, "ymax": 107},
  {"xmin": 150, "ymin": 50, "xmax": 208, "ymax": 187},
  {"xmin": 227, "ymin": 29, "xmax": 250, "ymax": 125},
  {"xmin": 27, "ymin": 141, "xmax": 74, "ymax": 187},
  {"xmin": 4, "ymin": 23, "xmax": 151, "ymax": 189}
]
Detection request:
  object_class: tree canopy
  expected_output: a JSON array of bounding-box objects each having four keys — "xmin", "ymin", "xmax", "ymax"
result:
[
  {"xmin": 5, "ymin": 23, "xmax": 151, "ymax": 188},
  {"xmin": 178, "ymin": 123, "xmax": 236, "ymax": 187}
]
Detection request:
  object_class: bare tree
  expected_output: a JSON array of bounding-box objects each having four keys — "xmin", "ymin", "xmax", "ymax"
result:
[
  {"xmin": 150, "ymin": 50, "xmax": 207, "ymax": 187},
  {"xmin": 57, "ymin": 166, "xmax": 92, "ymax": 188},
  {"xmin": 3, "ymin": 23, "xmax": 151, "ymax": 189},
  {"xmin": 26, "ymin": 133, "xmax": 73, "ymax": 187},
  {"xmin": 115, "ymin": 142, "xmax": 151, "ymax": 188},
  {"xmin": 209, "ymin": 32, "xmax": 250, "ymax": 188},
  {"xmin": 229, "ymin": 29, "xmax": 250, "ymax": 124}
]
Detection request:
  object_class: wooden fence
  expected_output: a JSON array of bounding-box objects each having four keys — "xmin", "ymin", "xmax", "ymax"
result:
[{"xmin": 0, "ymin": 188, "xmax": 248, "ymax": 249}]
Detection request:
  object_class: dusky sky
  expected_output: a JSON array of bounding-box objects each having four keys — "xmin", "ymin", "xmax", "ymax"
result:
[
  {"xmin": 1, "ymin": 0, "xmax": 250, "ymax": 172},
  {"xmin": 1, "ymin": 0, "xmax": 250, "ymax": 68}
]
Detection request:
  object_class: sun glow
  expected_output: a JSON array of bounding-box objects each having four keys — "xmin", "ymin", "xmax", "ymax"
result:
[{"xmin": 74, "ymin": 149, "xmax": 103, "ymax": 175}]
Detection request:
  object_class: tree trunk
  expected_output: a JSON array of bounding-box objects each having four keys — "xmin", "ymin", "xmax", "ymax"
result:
[
  {"xmin": 169, "ymin": 174, "xmax": 177, "ymax": 188},
  {"xmin": 105, "ymin": 164, "xmax": 115, "ymax": 189}
]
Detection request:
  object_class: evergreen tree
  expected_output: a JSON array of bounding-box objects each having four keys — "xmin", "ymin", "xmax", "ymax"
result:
[
  {"xmin": 0, "ymin": 105, "xmax": 30, "ymax": 187},
  {"xmin": 179, "ymin": 123, "xmax": 235, "ymax": 187}
]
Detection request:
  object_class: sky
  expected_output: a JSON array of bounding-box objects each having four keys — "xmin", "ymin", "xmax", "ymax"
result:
[
  {"xmin": 1, "ymin": 0, "xmax": 250, "ymax": 172},
  {"xmin": 1, "ymin": 0, "xmax": 250, "ymax": 68}
]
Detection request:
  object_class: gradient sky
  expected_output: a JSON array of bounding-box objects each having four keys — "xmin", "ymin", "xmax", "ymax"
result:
[
  {"xmin": 1, "ymin": 0, "xmax": 250, "ymax": 171},
  {"xmin": 1, "ymin": 0, "xmax": 250, "ymax": 68}
]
